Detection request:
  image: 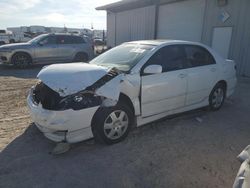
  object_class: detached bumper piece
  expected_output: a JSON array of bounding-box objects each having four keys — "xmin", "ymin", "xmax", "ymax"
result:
[{"xmin": 233, "ymin": 145, "xmax": 250, "ymax": 188}]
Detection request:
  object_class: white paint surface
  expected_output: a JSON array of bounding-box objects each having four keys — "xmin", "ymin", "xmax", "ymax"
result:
[{"xmin": 38, "ymin": 63, "xmax": 109, "ymax": 96}]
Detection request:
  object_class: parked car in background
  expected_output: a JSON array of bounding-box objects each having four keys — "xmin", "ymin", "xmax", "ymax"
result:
[
  {"xmin": 27, "ymin": 40, "xmax": 237, "ymax": 145},
  {"xmin": 0, "ymin": 29, "xmax": 15, "ymax": 45},
  {"xmin": 0, "ymin": 33, "xmax": 94, "ymax": 68}
]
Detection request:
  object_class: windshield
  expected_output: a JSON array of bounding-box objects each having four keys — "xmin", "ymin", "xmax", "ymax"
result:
[
  {"xmin": 90, "ymin": 43, "xmax": 154, "ymax": 71},
  {"xmin": 28, "ymin": 34, "xmax": 47, "ymax": 44}
]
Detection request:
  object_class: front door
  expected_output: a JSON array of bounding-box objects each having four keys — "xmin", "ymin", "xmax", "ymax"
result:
[
  {"xmin": 34, "ymin": 35, "xmax": 59, "ymax": 63},
  {"xmin": 141, "ymin": 45, "xmax": 188, "ymax": 117}
]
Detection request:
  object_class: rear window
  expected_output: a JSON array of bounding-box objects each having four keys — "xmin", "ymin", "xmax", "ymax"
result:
[
  {"xmin": 57, "ymin": 35, "xmax": 85, "ymax": 44},
  {"xmin": 184, "ymin": 45, "xmax": 216, "ymax": 67}
]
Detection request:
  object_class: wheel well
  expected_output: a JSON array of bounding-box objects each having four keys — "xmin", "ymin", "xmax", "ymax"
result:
[
  {"xmin": 91, "ymin": 93, "xmax": 135, "ymax": 130},
  {"xmin": 75, "ymin": 52, "xmax": 88, "ymax": 60},
  {"xmin": 11, "ymin": 52, "xmax": 32, "ymax": 63},
  {"xmin": 118, "ymin": 93, "xmax": 135, "ymax": 116},
  {"xmin": 217, "ymin": 80, "xmax": 227, "ymax": 90}
]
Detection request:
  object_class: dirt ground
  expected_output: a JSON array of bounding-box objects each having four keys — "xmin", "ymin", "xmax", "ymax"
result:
[{"xmin": 0, "ymin": 63, "xmax": 250, "ymax": 188}]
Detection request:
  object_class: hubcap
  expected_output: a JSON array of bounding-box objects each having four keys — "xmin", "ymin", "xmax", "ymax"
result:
[
  {"xmin": 104, "ymin": 110, "xmax": 129, "ymax": 140},
  {"xmin": 212, "ymin": 88, "xmax": 224, "ymax": 108}
]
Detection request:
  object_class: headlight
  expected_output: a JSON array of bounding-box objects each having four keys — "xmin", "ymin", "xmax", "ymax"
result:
[{"xmin": 58, "ymin": 93, "xmax": 102, "ymax": 110}]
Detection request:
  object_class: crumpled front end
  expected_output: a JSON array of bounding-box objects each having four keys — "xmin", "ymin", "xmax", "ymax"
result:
[
  {"xmin": 27, "ymin": 65, "xmax": 124, "ymax": 143},
  {"xmin": 27, "ymin": 87, "xmax": 100, "ymax": 143}
]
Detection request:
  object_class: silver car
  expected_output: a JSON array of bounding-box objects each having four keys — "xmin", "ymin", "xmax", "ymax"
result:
[{"xmin": 0, "ymin": 33, "xmax": 94, "ymax": 68}]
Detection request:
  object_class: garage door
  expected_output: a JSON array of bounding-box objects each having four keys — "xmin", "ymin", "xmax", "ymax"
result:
[
  {"xmin": 157, "ymin": 0, "xmax": 206, "ymax": 42},
  {"xmin": 115, "ymin": 6, "xmax": 156, "ymax": 45}
]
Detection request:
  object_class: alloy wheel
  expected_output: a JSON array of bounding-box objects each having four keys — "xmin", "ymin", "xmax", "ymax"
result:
[{"xmin": 103, "ymin": 110, "xmax": 129, "ymax": 140}]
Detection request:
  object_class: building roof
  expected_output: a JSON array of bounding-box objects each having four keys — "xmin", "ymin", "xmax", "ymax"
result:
[
  {"xmin": 96, "ymin": 0, "xmax": 182, "ymax": 12},
  {"xmin": 96, "ymin": 0, "xmax": 155, "ymax": 12}
]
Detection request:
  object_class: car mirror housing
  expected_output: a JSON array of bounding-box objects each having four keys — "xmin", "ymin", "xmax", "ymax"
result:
[{"xmin": 143, "ymin": 65, "xmax": 162, "ymax": 75}]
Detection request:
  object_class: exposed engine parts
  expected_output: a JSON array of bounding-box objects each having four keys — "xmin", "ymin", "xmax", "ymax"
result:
[{"xmin": 32, "ymin": 68, "xmax": 120, "ymax": 111}]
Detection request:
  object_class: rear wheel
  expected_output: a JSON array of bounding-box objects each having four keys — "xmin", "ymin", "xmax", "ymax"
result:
[
  {"xmin": 92, "ymin": 102, "xmax": 133, "ymax": 145},
  {"xmin": 209, "ymin": 83, "xmax": 226, "ymax": 111},
  {"xmin": 73, "ymin": 52, "xmax": 88, "ymax": 62},
  {"xmin": 12, "ymin": 52, "xmax": 32, "ymax": 68}
]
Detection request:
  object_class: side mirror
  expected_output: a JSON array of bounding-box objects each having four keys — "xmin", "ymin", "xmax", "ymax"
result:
[{"xmin": 143, "ymin": 65, "xmax": 162, "ymax": 75}]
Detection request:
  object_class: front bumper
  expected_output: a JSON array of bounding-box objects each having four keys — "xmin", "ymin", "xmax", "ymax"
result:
[
  {"xmin": 0, "ymin": 51, "xmax": 12, "ymax": 63},
  {"xmin": 27, "ymin": 89, "xmax": 100, "ymax": 143}
]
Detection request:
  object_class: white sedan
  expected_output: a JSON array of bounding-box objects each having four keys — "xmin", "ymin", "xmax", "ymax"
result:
[{"xmin": 27, "ymin": 40, "xmax": 237, "ymax": 144}]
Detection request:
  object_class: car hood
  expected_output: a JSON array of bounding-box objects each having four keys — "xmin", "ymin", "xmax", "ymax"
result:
[
  {"xmin": 0, "ymin": 42, "xmax": 31, "ymax": 49},
  {"xmin": 37, "ymin": 63, "xmax": 111, "ymax": 97}
]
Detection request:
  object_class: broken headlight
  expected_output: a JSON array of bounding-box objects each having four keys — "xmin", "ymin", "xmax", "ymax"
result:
[{"xmin": 58, "ymin": 93, "xmax": 102, "ymax": 110}]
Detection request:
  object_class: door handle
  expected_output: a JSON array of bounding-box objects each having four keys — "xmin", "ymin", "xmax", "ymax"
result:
[
  {"xmin": 178, "ymin": 73, "xmax": 187, "ymax": 78},
  {"xmin": 210, "ymin": 68, "xmax": 216, "ymax": 72}
]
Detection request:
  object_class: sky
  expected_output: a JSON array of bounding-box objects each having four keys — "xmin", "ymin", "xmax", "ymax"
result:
[{"xmin": 0, "ymin": 0, "xmax": 120, "ymax": 30}]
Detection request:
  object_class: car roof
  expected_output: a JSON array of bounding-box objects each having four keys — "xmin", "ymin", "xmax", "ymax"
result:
[
  {"xmin": 47, "ymin": 33, "xmax": 82, "ymax": 37},
  {"xmin": 126, "ymin": 39, "xmax": 203, "ymax": 47}
]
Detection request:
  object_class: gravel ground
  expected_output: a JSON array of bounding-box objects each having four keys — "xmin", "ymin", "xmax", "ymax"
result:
[{"xmin": 0, "ymin": 64, "xmax": 250, "ymax": 188}]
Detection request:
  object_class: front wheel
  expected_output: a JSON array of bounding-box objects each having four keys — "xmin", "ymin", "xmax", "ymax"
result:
[
  {"xmin": 12, "ymin": 52, "xmax": 32, "ymax": 68},
  {"xmin": 209, "ymin": 83, "xmax": 226, "ymax": 111},
  {"xmin": 92, "ymin": 102, "xmax": 133, "ymax": 145}
]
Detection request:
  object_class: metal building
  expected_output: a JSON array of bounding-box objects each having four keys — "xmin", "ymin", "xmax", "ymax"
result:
[{"xmin": 96, "ymin": 0, "xmax": 250, "ymax": 77}]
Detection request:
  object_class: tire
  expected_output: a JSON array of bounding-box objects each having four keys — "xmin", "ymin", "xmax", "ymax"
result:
[
  {"xmin": 11, "ymin": 52, "xmax": 32, "ymax": 68},
  {"xmin": 73, "ymin": 52, "xmax": 88, "ymax": 62},
  {"xmin": 92, "ymin": 102, "xmax": 133, "ymax": 145},
  {"xmin": 209, "ymin": 83, "xmax": 226, "ymax": 111}
]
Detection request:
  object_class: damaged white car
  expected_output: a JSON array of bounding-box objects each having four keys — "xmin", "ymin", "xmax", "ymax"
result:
[{"xmin": 27, "ymin": 40, "xmax": 237, "ymax": 144}]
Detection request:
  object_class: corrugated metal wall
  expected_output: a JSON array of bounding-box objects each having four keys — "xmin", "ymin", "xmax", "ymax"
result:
[
  {"xmin": 107, "ymin": 12, "xmax": 116, "ymax": 47},
  {"xmin": 107, "ymin": 6, "xmax": 156, "ymax": 47},
  {"xmin": 202, "ymin": 0, "xmax": 250, "ymax": 77}
]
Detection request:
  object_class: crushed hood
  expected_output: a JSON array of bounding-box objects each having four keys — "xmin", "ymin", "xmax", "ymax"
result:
[{"xmin": 38, "ymin": 63, "xmax": 110, "ymax": 97}]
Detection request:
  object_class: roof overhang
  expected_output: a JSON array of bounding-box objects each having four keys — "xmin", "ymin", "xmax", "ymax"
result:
[
  {"xmin": 96, "ymin": 0, "xmax": 155, "ymax": 12},
  {"xmin": 96, "ymin": 0, "xmax": 185, "ymax": 12}
]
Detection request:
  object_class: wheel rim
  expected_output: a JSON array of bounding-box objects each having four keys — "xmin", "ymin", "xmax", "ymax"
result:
[
  {"xmin": 104, "ymin": 110, "xmax": 129, "ymax": 140},
  {"xmin": 14, "ymin": 55, "xmax": 29, "ymax": 67},
  {"xmin": 212, "ymin": 88, "xmax": 224, "ymax": 108}
]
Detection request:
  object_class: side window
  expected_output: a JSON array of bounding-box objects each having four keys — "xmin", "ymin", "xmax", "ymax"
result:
[
  {"xmin": 143, "ymin": 45, "xmax": 186, "ymax": 73},
  {"xmin": 72, "ymin": 36, "xmax": 86, "ymax": 44},
  {"xmin": 39, "ymin": 36, "xmax": 56, "ymax": 45},
  {"xmin": 56, "ymin": 35, "xmax": 73, "ymax": 44},
  {"xmin": 184, "ymin": 45, "xmax": 216, "ymax": 67},
  {"xmin": 57, "ymin": 36, "xmax": 65, "ymax": 45},
  {"xmin": 64, "ymin": 36, "xmax": 73, "ymax": 44}
]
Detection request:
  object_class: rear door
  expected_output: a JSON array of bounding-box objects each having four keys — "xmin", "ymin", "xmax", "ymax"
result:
[
  {"xmin": 56, "ymin": 35, "xmax": 76, "ymax": 62},
  {"xmin": 184, "ymin": 45, "xmax": 218, "ymax": 106},
  {"xmin": 141, "ymin": 45, "xmax": 188, "ymax": 117}
]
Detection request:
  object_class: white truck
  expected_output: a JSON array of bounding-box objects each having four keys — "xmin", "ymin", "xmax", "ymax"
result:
[{"xmin": 0, "ymin": 30, "xmax": 15, "ymax": 45}]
